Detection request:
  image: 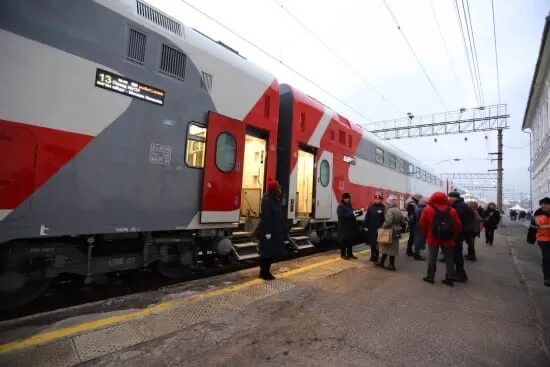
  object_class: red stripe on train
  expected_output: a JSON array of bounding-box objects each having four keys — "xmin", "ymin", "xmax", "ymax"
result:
[{"xmin": 0, "ymin": 119, "xmax": 92, "ymax": 209}]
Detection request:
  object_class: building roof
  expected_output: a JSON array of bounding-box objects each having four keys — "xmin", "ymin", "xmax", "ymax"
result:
[{"xmin": 522, "ymin": 14, "xmax": 550, "ymax": 130}]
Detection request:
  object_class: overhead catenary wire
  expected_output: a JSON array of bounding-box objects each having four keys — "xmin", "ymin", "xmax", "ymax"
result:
[
  {"xmin": 428, "ymin": 0, "xmax": 462, "ymax": 99},
  {"xmin": 491, "ymin": 0, "xmax": 501, "ymax": 105},
  {"xmin": 463, "ymin": 0, "xmax": 485, "ymax": 106},
  {"xmin": 179, "ymin": 0, "xmax": 373, "ymax": 122},
  {"xmin": 271, "ymin": 0, "xmax": 402, "ymax": 114},
  {"xmin": 382, "ymin": 0, "xmax": 448, "ymax": 110},
  {"xmin": 454, "ymin": 0, "xmax": 482, "ymax": 106}
]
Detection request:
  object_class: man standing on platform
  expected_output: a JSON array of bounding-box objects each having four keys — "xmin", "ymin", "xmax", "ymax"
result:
[
  {"xmin": 364, "ymin": 193, "xmax": 386, "ymax": 263},
  {"xmin": 406, "ymin": 194, "xmax": 422, "ymax": 257},
  {"xmin": 448, "ymin": 191, "xmax": 474, "ymax": 282}
]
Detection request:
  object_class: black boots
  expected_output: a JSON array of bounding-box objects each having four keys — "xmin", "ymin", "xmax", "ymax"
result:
[
  {"xmin": 259, "ymin": 258, "xmax": 275, "ymax": 280},
  {"xmin": 387, "ymin": 256, "xmax": 396, "ymax": 271},
  {"xmin": 376, "ymin": 254, "xmax": 387, "ymax": 268},
  {"xmin": 442, "ymin": 278, "xmax": 454, "ymax": 287},
  {"xmin": 369, "ymin": 248, "xmax": 379, "ymax": 262}
]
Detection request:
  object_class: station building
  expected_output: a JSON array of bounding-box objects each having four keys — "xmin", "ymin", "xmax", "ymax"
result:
[{"xmin": 523, "ymin": 14, "xmax": 550, "ymax": 207}]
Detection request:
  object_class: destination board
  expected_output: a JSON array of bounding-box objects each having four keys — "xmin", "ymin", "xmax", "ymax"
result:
[{"xmin": 94, "ymin": 69, "xmax": 165, "ymax": 106}]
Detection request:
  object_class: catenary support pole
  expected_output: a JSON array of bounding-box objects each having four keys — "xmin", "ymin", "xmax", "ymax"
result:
[{"xmin": 497, "ymin": 128, "xmax": 503, "ymax": 210}]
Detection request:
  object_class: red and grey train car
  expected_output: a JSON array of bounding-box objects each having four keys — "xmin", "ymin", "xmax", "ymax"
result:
[{"xmin": 0, "ymin": 0, "xmax": 445, "ymax": 306}]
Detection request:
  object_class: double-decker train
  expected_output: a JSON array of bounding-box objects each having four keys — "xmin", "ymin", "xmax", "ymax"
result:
[{"xmin": 0, "ymin": 0, "xmax": 454, "ymax": 307}]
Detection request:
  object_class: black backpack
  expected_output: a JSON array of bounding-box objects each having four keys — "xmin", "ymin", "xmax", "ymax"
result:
[{"xmin": 431, "ymin": 205, "xmax": 454, "ymax": 240}]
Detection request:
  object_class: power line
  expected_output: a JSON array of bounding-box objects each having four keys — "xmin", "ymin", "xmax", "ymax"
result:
[
  {"xmin": 491, "ymin": 0, "xmax": 501, "ymax": 104},
  {"xmin": 463, "ymin": 0, "xmax": 485, "ymax": 105},
  {"xmin": 454, "ymin": 0, "xmax": 482, "ymax": 106},
  {"xmin": 179, "ymin": 0, "xmax": 372, "ymax": 122},
  {"xmin": 381, "ymin": 0, "xmax": 448, "ymax": 110},
  {"xmin": 428, "ymin": 0, "xmax": 462, "ymax": 98},
  {"xmin": 271, "ymin": 0, "xmax": 402, "ymax": 114}
]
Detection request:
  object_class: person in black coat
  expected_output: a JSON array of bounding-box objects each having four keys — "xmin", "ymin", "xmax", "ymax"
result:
[
  {"xmin": 257, "ymin": 180, "xmax": 287, "ymax": 280},
  {"xmin": 406, "ymin": 194, "xmax": 422, "ymax": 256},
  {"xmin": 337, "ymin": 193, "xmax": 362, "ymax": 259},
  {"xmin": 448, "ymin": 191, "xmax": 474, "ymax": 282},
  {"xmin": 483, "ymin": 202, "xmax": 501, "ymax": 245},
  {"xmin": 364, "ymin": 193, "xmax": 386, "ymax": 262}
]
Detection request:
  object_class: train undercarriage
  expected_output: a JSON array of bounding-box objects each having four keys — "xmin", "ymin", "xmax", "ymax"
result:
[{"xmin": 0, "ymin": 218, "xmax": 337, "ymax": 310}]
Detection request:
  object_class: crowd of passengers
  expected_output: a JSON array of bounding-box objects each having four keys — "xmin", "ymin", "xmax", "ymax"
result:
[{"xmin": 256, "ymin": 180, "xmax": 550, "ymax": 287}]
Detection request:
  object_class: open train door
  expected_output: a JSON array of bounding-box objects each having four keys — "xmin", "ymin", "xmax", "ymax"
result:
[
  {"xmin": 314, "ymin": 151, "xmax": 333, "ymax": 219},
  {"xmin": 201, "ymin": 112, "xmax": 245, "ymax": 223}
]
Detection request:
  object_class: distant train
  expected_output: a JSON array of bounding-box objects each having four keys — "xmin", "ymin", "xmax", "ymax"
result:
[{"xmin": 0, "ymin": 0, "xmax": 456, "ymax": 307}]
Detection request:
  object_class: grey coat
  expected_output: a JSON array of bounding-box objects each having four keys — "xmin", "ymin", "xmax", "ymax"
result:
[{"xmin": 380, "ymin": 205, "xmax": 405, "ymax": 256}]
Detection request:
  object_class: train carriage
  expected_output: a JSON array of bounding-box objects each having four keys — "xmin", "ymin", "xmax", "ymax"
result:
[{"xmin": 0, "ymin": 0, "xmax": 450, "ymax": 308}]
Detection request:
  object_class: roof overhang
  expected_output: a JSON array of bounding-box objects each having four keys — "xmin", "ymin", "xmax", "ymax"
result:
[{"xmin": 522, "ymin": 14, "xmax": 550, "ymax": 130}]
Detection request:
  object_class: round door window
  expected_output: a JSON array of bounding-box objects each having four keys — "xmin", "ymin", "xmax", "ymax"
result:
[
  {"xmin": 320, "ymin": 160, "xmax": 330, "ymax": 187},
  {"xmin": 216, "ymin": 132, "xmax": 237, "ymax": 172}
]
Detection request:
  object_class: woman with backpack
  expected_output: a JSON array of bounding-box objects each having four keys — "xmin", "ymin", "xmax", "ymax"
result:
[
  {"xmin": 376, "ymin": 195, "xmax": 405, "ymax": 271},
  {"xmin": 419, "ymin": 192, "xmax": 462, "ymax": 287}
]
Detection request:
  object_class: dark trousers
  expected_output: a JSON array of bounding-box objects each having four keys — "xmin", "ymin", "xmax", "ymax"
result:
[
  {"xmin": 407, "ymin": 230, "xmax": 415, "ymax": 254},
  {"xmin": 340, "ymin": 241, "xmax": 353, "ymax": 257},
  {"xmin": 466, "ymin": 236, "xmax": 476, "ymax": 259},
  {"xmin": 259, "ymin": 257, "xmax": 272, "ymax": 275},
  {"xmin": 427, "ymin": 246, "xmax": 454, "ymax": 280},
  {"xmin": 485, "ymin": 228, "xmax": 495, "ymax": 244},
  {"xmin": 539, "ymin": 242, "xmax": 550, "ymax": 280},
  {"xmin": 454, "ymin": 237, "xmax": 467, "ymax": 277}
]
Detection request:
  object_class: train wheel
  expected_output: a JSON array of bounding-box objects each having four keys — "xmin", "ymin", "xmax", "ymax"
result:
[{"xmin": 0, "ymin": 279, "xmax": 53, "ymax": 311}]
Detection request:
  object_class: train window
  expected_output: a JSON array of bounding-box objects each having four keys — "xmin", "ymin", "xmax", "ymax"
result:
[
  {"xmin": 397, "ymin": 158, "xmax": 405, "ymax": 172},
  {"xmin": 376, "ymin": 147, "xmax": 384, "ymax": 164},
  {"xmin": 416, "ymin": 167, "xmax": 421, "ymax": 179},
  {"xmin": 409, "ymin": 163, "xmax": 415, "ymax": 176},
  {"xmin": 339, "ymin": 130, "xmax": 346, "ymax": 145},
  {"xmin": 320, "ymin": 160, "xmax": 330, "ymax": 187},
  {"xmin": 215, "ymin": 132, "xmax": 236, "ymax": 173},
  {"xmin": 348, "ymin": 135, "xmax": 352, "ymax": 148},
  {"xmin": 388, "ymin": 154, "xmax": 396, "ymax": 169},
  {"xmin": 185, "ymin": 123, "xmax": 207, "ymax": 168},
  {"xmin": 330, "ymin": 130, "xmax": 335, "ymax": 141},
  {"xmin": 422, "ymin": 171, "xmax": 427, "ymax": 181}
]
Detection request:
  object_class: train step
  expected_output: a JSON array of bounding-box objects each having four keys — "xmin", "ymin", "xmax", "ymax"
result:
[
  {"xmin": 289, "ymin": 235, "xmax": 314, "ymax": 250},
  {"xmin": 231, "ymin": 241, "xmax": 259, "ymax": 261}
]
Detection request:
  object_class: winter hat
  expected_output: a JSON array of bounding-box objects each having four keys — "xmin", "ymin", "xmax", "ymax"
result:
[
  {"xmin": 342, "ymin": 193, "xmax": 351, "ymax": 200},
  {"xmin": 412, "ymin": 193, "xmax": 422, "ymax": 201},
  {"xmin": 540, "ymin": 197, "xmax": 550, "ymax": 205},
  {"xmin": 448, "ymin": 191, "xmax": 461, "ymax": 199},
  {"xmin": 267, "ymin": 180, "xmax": 279, "ymax": 194}
]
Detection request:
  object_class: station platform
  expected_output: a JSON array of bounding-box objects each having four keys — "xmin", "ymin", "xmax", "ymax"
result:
[{"xmin": 1, "ymin": 222, "xmax": 549, "ymax": 366}]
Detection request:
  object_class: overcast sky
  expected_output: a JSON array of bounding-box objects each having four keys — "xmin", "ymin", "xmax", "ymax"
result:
[{"xmin": 151, "ymin": 0, "xmax": 549, "ymax": 200}]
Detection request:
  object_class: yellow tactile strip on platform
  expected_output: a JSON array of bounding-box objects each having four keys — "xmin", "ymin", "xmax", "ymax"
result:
[{"xmin": 0, "ymin": 250, "xmax": 368, "ymax": 366}]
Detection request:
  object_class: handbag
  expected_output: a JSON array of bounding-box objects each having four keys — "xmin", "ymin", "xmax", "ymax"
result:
[{"xmin": 377, "ymin": 227, "xmax": 392, "ymax": 246}]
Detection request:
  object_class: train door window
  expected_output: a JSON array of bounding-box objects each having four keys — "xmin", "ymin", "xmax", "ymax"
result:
[
  {"xmin": 319, "ymin": 160, "xmax": 330, "ymax": 187},
  {"xmin": 296, "ymin": 149, "xmax": 315, "ymax": 217},
  {"xmin": 347, "ymin": 135, "xmax": 352, "ymax": 148},
  {"xmin": 416, "ymin": 167, "xmax": 421, "ymax": 179},
  {"xmin": 215, "ymin": 132, "xmax": 236, "ymax": 172},
  {"xmin": 376, "ymin": 147, "xmax": 384, "ymax": 164},
  {"xmin": 422, "ymin": 170, "xmax": 427, "ymax": 181},
  {"xmin": 185, "ymin": 122, "xmax": 207, "ymax": 168},
  {"xmin": 241, "ymin": 133, "xmax": 267, "ymax": 217}
]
